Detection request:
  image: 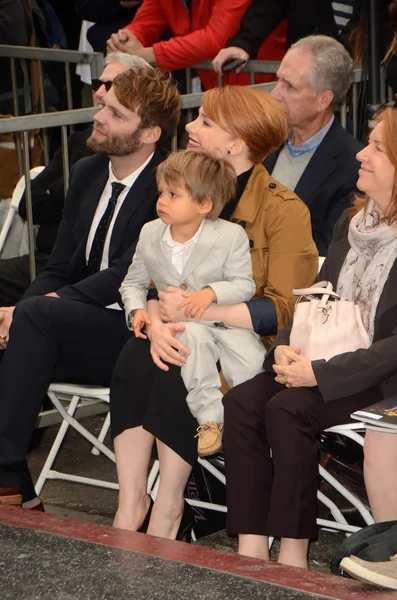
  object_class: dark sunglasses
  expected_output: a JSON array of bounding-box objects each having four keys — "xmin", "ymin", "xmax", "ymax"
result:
[{"xmin": 91, "ymin": 79, "xmax": 113, "ymax": 92}]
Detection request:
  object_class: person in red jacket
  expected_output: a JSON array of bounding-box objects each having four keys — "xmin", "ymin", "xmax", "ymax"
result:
[{"xmin": 106, "ymin": 0, "xmax": 285, "ymax": 90}]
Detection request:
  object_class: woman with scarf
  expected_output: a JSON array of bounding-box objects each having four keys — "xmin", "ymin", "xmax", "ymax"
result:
[{"xmin": 223, "ymin": 105, "xmax": 397, "ymax": 569}]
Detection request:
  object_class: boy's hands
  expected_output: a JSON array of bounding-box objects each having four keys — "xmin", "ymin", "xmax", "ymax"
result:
[
  {"xmin": 177, "ymin": 287, "xmax": 216, "ymax": 321},
  {"xmin": 132, "ymin": 309, "xmax": 151, "ymax": 339}
]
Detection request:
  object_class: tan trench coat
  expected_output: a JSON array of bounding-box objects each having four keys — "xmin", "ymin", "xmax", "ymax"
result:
[{"xmin": 231, "ymin": 163, "xmax": 318, "ymax": 349}]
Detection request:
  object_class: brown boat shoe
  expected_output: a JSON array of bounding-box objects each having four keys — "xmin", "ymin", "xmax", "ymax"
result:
[{"xmin": 195, "ymin": 422, "xmax": 224, "ymax": 457}]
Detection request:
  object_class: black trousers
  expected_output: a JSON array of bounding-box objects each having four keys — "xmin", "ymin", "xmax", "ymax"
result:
[
  {"xmin": 0, "ymin": 296, "xmax": 132, "ymax": 499},
  {"xmin": 223, "ymin": 371, "xmax": 382, "ymax": 540},
  {"xmin": 0, "ymin": 252, "xmax": 49, "ymax": 306},
  {"xmin": 111, "ymin": 336, "xmax": 198, "ymax": 466}
]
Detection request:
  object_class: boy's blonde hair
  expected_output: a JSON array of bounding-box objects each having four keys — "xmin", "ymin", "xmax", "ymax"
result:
[{"xmin": 156, "ymin": 150, "xmax": 236, "ymax": 220}]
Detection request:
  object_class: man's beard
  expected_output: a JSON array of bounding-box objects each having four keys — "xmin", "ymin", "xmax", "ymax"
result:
[{"xmin": 87, "ymin": 125, "xmax": 144, "ymax": 156}]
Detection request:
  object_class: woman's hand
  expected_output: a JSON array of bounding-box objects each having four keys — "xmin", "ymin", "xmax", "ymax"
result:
[
  {"xmin": 158, "ymin": 286, "xmax": 187, "ymax": 322},
  {"xmin": 146, "ymin": 319, "xmax": 190, "ymax": 371},
  {"xmin": 273, "ymin": 348, "xmax": 317, "ymax": 388},
  {"xmin": 274, "ymin": 345, "xmax": 301, "ymax": 367}
]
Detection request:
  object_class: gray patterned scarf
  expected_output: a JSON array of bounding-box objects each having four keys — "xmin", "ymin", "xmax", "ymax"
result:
[{"xmin": 337, "ymin": 200, "xmax": 397, "ymax": 341}]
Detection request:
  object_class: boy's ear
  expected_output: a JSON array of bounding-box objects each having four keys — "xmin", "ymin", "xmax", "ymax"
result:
[{"xmin": 198, "ymin": 197, "xmax": 213, "ymax": 216}]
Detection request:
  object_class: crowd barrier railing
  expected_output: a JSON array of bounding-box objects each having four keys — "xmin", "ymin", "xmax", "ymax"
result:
[
  {"xmin": 0, "ymin": 107, "xmax": 97, "ymax": 280},
  {"xmin": 190, "ymin": 60, "xmax": 389, "ymax": 140},
  {"xmin": 0, "ymin": 45, "xmax": 104, "ymax": 165}
]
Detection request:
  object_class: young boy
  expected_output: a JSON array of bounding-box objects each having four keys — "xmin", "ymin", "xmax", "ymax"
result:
[{"xmin": 120, "ymin": 150, "xmax": 265, "ymax": 456}]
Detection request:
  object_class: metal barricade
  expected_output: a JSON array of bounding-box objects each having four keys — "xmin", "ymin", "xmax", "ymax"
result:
[
  {"xmin": 187, "ymin": 60, "xmax": 366, "ymax": 137},
  {"xmin": 0, "ymin": 45, "xmax": 104, "ymax": 167},
  {"xmin": 0, "ymin": 107, "xmax": 97, "ymax": 280}
]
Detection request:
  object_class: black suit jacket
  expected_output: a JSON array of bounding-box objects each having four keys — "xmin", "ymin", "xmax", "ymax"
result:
[
  {"xmin": 228, "ymin": 0, "xmax": 338, "ymax": 58},
  {"xmin": 265, "ymin": 212, "xmax": 397, "ymax": 402},
  {"xmin": 264, "ymin": 119, "xmax": 363, "ymax": 256},
  {"xmin": 24, "ymin": 149, "xmax": 165, "ymax": 307},
  {"xmin": 19, "ymin": 127, "xmax": 93, "ymax": 255}
]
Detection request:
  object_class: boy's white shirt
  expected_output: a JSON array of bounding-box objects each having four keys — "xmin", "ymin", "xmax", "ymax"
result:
[
  {"xmin": 162, "ymin": 220, "xmax": 205, "ymax": 274},
  {"xmin": 120, "ymin": 217, "xmax": 256, "ymax": 326}
]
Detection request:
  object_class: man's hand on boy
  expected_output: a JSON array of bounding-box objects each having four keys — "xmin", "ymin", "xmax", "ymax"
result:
[
  {"xmin": 132, "ymin": 309, "xmax": 151, "ymax": 339},
  {"xmin": 177, "ymin": 287, "xmax": 217, "ymax": 321}
]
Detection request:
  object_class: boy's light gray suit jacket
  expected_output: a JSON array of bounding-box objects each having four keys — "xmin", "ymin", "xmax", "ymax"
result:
[{"xmin": 120, "ymin": 218, "xmax": 256, "ymax": 320}]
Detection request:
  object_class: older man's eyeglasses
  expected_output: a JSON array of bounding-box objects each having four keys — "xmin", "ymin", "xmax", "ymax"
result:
[{"xmin": 91, "ymin": 79, "xmax": 113, "ymax": 92}]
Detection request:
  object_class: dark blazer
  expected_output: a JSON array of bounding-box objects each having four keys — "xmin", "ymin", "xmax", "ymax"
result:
[
  {"xmin": 228, "ymin": 0, "xmax": 339, "ymax": 58},
  {"xmin": 265, "ymin": 212, "xmax": 397, "ymax": 402},
  {"xmin": 24, "ymin": 149, "xmax": 165, "ymax": 307},
  {"xmin": 264, "ymin": 119, "xmax": 363, "ymax": 257},
  {"xmin": 19, "ymin": 127, "xmax": 93, "ymax": 255}
]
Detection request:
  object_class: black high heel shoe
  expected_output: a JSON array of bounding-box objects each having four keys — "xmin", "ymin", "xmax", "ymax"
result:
[
  {"xmin": 137, "ymin": 495, "xmax": 154, "ymax": 533},
  {"xmin": 176, "ymin": 500, "xmax": 194, "ymax": 543}
]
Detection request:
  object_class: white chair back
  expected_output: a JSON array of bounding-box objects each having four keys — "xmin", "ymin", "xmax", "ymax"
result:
[{"xmin": 0, "ymin": 166, "xmax": 45, "ymax": 255}]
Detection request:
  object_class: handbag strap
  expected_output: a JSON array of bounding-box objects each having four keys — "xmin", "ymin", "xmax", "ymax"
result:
[{"xmin": 293, "ymin": 280, "xmax": 341, "ymax": 310}]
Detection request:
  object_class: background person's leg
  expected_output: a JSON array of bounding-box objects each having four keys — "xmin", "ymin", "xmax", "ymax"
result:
[
  {"xmin": 364, "ymin": 429, "xmax": 397, "ymax": 522},
  {"xmin": 0, "ymin": 253, "xmax": 49, "ymax": 306}
]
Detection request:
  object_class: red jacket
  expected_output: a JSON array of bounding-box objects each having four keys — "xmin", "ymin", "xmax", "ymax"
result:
[{"xmin": 126, "ymin": 0, "xmax": 252, "ymax": 90}]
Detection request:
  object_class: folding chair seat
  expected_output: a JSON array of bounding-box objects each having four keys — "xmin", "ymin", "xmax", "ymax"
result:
[{"xmin": 317, "ymin": 421, "xmax": 372, "ymax": 535}]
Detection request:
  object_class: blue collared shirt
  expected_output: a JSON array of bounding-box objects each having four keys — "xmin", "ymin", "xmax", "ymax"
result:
[{"xmin": 287, "ymin": 115, "xmax": 334, "ymax": 157}]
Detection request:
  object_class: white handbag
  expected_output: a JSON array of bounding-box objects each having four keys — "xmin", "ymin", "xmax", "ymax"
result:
[{"xmin": 289, "ymin": 281, "xmax": 371, "ymax": 361}]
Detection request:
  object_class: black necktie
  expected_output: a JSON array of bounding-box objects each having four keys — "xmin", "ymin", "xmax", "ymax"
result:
[{"xmin": 87, "ymin": 182, "xmax": 126, "ymax": 276}]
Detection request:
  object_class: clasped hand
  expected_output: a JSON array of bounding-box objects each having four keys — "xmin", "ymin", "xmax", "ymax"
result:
[
  {"xmin": 273, "ymin": 345, "xmax": 317, "ymax": 388},
  {"xmin": 177, "ymin": 287, "xmax": 216, "ymax": 321},
  {"xmin": 107, "ymin": 29, "xmax": 143, "ymax": 54}
]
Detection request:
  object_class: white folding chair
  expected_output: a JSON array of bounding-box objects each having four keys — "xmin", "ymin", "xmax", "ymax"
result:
[
  {"xmin": 35, "ymin": 383, "xmax": 116, "ymax": 495},
  {"xmin": 36, "ymin": 381, "xmax": 163, "ymax": 508},
  {"xmin": 317, "ymin": 422, "xmax": 371, "ymax": 535},
  {"xmin": 0, "ymin": 166, "xmax": 44, "ymax": 255}
]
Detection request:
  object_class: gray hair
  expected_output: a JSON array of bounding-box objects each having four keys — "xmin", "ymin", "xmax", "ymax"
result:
[
  {"xmin": 290, "ymin": 35, "xmax": 353, "ymax": 106},
  {"xmin": 105, "ymin": 52, "xmax": 152, "ymax": 70}
]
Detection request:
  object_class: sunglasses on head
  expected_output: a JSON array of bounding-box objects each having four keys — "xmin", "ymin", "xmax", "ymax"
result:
[{"xmin": 92, "ymin": 79, "xmax": 113, "ymax": 92}]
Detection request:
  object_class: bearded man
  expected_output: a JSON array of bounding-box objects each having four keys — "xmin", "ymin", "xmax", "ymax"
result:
[{"xmin": 0, "ymin": 66, "xmax": 180, "ymax": 509}]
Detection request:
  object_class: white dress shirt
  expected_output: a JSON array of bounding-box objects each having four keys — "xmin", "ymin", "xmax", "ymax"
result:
[
  {"xmin": 86, "ymin": 152, "xmax": 154, "ymax": 309},
  {"xmin": 162, "ymin": 220, "xmax": 204, "ymax": 274}
]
